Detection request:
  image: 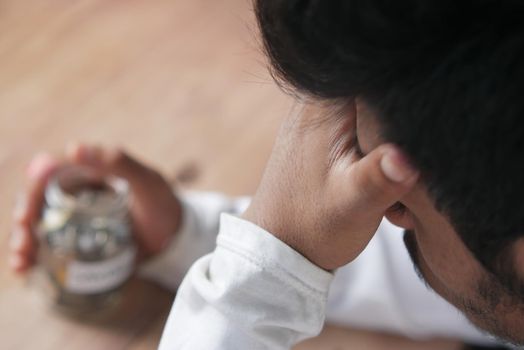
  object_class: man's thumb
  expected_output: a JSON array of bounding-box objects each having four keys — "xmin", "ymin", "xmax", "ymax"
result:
[{"xmin": 349, "ymin": 144, "xmax": 419, "ymax": 215}]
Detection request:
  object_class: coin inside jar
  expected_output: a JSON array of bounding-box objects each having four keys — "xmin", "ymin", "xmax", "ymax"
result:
[{"xmin": 35, "ymin": 165, "xmax": 135, "ymax": 316}]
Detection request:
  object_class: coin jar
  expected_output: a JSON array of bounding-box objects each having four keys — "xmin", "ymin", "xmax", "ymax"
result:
[{"xmin": 35, "ymin": 165, "xmax": 135, "ymax": 315}]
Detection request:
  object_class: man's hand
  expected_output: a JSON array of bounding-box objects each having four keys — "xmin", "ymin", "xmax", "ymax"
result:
[
  {"xmin": 243, "ymin": 102, "xmax": 419, "ymax": 271},
  {"xmin": 8, "ymin": 144, "xmax": 182, "ymax": 272}
]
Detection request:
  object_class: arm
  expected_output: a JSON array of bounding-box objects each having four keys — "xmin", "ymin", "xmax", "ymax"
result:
[
  {"xmin": 158, "ymin": 214, "xmax": 333, "ymax": 350},
  {"xmin": 156, "ymin": 102, "xmax": 419, "ymax": 349}
]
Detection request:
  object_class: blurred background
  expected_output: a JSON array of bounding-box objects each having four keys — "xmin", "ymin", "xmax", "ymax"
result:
[{"xmin": 0, "ymin": 1, "xmax": 464, "ymax": 349}]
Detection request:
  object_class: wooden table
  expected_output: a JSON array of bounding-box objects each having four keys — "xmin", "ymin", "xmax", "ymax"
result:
[{"xmin": 0, "ymin": 1, "xmax": 463, "ymax": 349}]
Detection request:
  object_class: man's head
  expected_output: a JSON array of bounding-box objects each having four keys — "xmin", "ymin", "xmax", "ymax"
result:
[{"xmin": 255, "ymin": 0, "xmax": 524, "ymax": 344}]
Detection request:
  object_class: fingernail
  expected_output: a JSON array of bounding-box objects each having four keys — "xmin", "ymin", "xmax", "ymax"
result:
[
  {"xmin": 27, "ymin": 153, "xmax": 56, "ymax": 180},
  {"xmin": 381, "ymin": 148, "xmax": 418, "ymax": 183},
  {"xmin": 9, "ymin": 254, "xmax": 30, "ymax": 272},
  {"xmin": 65, "ymin": 142, "xmax": 81, "ymax": 159},
  {"xmin": 8, "ymin": 254, "xmax": 24, "ymax": 271},
  {"xmin": 13, "ymin": 194, "xmax": 27, "ymax": 223},
  {"xmin": 77, "ymin": 145, "xmax": 100, "ymax": 164},
  {"xmin": 9, "ymin": 228, "xmax": 25, "ymax": 251}
]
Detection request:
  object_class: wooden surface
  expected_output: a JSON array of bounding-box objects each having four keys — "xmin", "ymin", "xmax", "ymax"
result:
[{"xmin": 0, "ymin": 1, "xmax": 464, "ymax": 349}]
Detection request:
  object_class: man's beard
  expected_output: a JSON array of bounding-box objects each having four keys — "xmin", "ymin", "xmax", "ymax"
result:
[
  {"xmin": 402, "ymin": 230, "xmax": 428, "ymax": 287},
  {"xmin": 402, "ymin": 229, "xmax": 523, "ymax": 346}
]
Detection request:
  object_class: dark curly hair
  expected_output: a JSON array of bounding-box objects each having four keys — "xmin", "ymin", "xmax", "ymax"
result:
[{"xmin": 255, "ymin": 0, "xmax": 524, "ymax": 297}]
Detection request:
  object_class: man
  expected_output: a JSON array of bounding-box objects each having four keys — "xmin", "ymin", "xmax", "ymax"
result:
[
  {"xmin": 251, "ymin": 0, "xmax": 524, "ymax": 345},
  {"xmin": 9, "ymin": 0, "xmax": 524, "ymax": 348}
]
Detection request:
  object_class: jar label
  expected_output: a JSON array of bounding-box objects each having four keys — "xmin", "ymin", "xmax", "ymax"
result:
[{"xmin": 65, "ymin": 247, "xmax": 135, "ymax": 294}]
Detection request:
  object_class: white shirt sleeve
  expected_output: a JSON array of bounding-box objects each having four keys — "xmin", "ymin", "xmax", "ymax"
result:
[{"xmin": 158, "ymin": 213, "xmax": 334, "ymax": 350}]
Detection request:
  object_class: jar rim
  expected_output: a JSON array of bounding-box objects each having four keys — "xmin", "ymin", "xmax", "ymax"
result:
[{"xmin": 45, "ymin": 165, "xmax": 129, "ymax": 215}]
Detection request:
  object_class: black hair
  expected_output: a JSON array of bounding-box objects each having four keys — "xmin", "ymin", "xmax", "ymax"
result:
[{"xmin": 255, "ymin": 0, "xmax": 524, "ymax": 297}]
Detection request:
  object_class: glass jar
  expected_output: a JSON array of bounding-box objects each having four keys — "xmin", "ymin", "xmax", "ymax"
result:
[{"xmin": 35, "ymin": 165, "xmax": 136, "ymax": 315}]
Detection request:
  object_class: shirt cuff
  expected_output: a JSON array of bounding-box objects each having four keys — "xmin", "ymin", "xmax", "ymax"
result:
[{"xmin": 217, "ymin": 213, "xmax": 334, "ymax": 295}]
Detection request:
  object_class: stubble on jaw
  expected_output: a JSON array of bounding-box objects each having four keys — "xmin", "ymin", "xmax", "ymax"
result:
[
  {"xmin": 402, "ymin": 230, "xmax": 428, "ymax": 287},
  {"xmin": 402, "ymin": 230, "xmax": 524, "ymax": 346}
]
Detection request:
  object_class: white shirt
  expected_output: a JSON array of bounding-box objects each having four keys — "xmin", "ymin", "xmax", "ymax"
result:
[{"xmin": 140, "ymin": 191, "xmax": 499, "ymax": 349}]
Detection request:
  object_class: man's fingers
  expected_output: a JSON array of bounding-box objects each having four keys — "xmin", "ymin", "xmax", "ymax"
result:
[
  {"xmin": 67, "ymin": 143, "xmax": 159, "ymax": 197},
  {"xmin": 10, "ymin": 153, "xmax": 60, "ymax": 270},
  {"xmin": 348, "ymin": 144, "xmax": 419, "ymax": 216},
  {"xmin": 8, "ymin": 226, "xmax": 36, "ymax": 273},
  {"xmin": 9, "ymin": 226, "xmax": 33, "ymax": 255},
  {"xmin": 8, "ymin": 253, "xmax": 31, "ymax": 273},
  {"xmin": 16, "ymin": 153, "xmax": 60, "ymax": 229}
]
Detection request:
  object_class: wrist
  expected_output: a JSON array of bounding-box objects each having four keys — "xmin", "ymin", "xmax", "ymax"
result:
[
  {"xmin": 156, "ymin": 196, "xmax": 184, "ymax": 254},
  {"xmin": 137, "ymin": 196, "xmax": 184, "ymax": 263},
  {"xmin": 242, "ymin": 206, "xmax": 334, "ymax": 271}
]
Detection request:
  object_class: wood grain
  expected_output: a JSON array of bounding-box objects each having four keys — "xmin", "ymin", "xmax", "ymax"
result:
[{"xmin": 0, "ymin": 1, "xmax": 463, "ymax": 349}]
